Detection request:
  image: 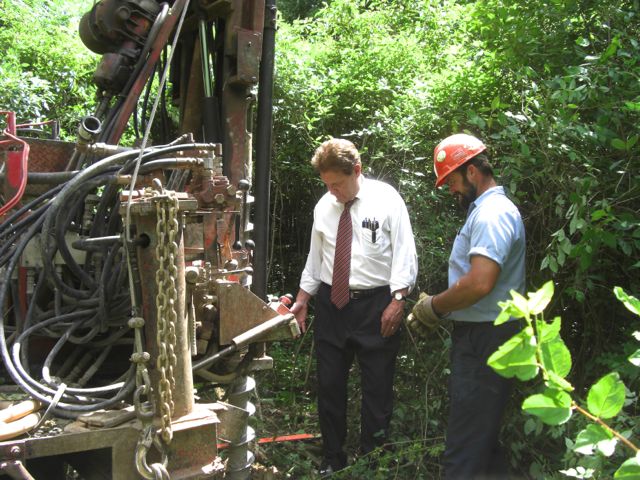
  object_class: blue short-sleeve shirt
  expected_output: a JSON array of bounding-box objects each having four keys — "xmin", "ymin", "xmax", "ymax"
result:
[{"xmin": 448, "ymin": 186, "xmax": 526, "ymax": 323}]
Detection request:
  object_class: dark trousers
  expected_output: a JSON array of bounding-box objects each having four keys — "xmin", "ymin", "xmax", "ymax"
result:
[
  {"xmin": 443, "ymin": 320, "xmax": 520, "ymax": 480},
  {"xmin": 314, "ymin": 283, "xmax": 400, "ymax": 469}
]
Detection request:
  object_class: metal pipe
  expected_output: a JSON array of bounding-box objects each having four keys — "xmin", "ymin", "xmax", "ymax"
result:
[
  {"xmin": 252, "ymin": 0, "xmax": 277, "ymax": 301},
  {"xmin": 199, "ymin": 20, "xmax": 214, "ymax": 98}
]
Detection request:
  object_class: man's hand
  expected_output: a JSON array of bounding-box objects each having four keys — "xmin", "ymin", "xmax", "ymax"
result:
[
  {"xmin": 405, "ymin": 292, "xmax": 440, "ymax": 337},
  {"xmin": 381, "ymin": 298, "xmax": 404, "ymax": 337},
  {"xmin": 290, "ymin": 301, "xmax": 308, "ymax": 333},
  {"xmin": 290, "ymin": 289, "xmax": 312, "ymax": 334}
]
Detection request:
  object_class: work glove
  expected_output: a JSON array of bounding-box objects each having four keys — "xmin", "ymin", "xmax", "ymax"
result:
[{"xmin": 405, "ymin": 292, "xmax": 440, "ymax": 337}]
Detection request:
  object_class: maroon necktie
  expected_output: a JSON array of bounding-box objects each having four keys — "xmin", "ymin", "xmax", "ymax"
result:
[{"xmin": 331, "ymin": 199, "xmax": 355, "ymax": 309}]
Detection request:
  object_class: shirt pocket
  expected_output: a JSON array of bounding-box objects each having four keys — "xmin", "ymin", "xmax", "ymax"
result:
[
  {"xmin": 449, "ymin": 227, "xmax": 471, "ymax": 275},
  {"xmin": 360, "ymin": 216, "xmax": 389, "ymax": 258}
]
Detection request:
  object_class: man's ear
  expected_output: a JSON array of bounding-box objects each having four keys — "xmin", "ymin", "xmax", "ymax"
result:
[
  {"xmin": 465, "ymin": 163, "xmax": 478, "ymax": 182},
  {"xmin": 354, "ymin": 163, "xmax": 362, "ymax": 176}
]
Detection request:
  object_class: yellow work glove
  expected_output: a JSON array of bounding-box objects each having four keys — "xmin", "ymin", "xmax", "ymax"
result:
[{"xmin": 405, "ymin": 292, "xmax": 440, "ymax": 337}]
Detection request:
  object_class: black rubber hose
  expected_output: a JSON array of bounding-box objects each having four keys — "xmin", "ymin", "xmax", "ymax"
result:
[
  {"xmin": 0, "ymin": 184, "xmax": 62, "ymax": 236},
  {"xmin": 0, "ymin": 218, "xmax": 135, "ymax": 416},
  {"xmin": 12, "ymin": 314, "xmax": 135, "ymax": 404},
  {"xmin": 51, "ymin": 169, "xmax": 120, "ymax": 288}
]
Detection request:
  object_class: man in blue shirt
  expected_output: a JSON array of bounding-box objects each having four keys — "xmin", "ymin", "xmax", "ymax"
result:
[{"xmin": 408, "ymin": 134, "xmax": 525, "ymax": 479}]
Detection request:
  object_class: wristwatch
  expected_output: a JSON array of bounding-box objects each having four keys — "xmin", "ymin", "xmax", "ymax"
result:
[{"xmin": 393, "ymin": 292, "xmax": 407, "ymax": 302}]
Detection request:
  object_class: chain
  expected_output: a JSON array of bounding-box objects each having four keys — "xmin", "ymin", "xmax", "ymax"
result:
[
  {"xmin": 130, "ymin": 316, "xmax": 169, "ymax": 480},
  {"xmin": 129, "ymin": 186, "xmax": 180, "ymax": 480},
  {"xmin": 154, "ymin": 192, "xmax": 179, "ymax": 444}
]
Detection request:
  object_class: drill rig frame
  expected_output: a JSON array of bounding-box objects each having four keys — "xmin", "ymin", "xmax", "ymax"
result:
[{"xmin": 0, "ymin": 0, "xmax": 293, "ymax": 478}]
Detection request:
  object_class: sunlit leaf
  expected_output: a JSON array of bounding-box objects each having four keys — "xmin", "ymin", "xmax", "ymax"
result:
[
  {"xmin": 614, "ymin": 455, "xmax": 640, "ymax": 479},
  {"xmin": 629, "ymin": 349, "xmax": 640, "ymax": 367},
  {"xmin": 545, "ymin": 369, "xmax": 574, "ymax": 392},
  {"xmin": 560, "ymin": 466, "xmax": 596, "ymax": 478},
  {"xmin": 587, "ymin": 372, "xmax": 625, "ymax": 419},
  {"xmin": 538, "ymin": 316, "xmax": 561, "ymax": 342},
  {"xmin": 574, "ymin": 424, "xmax": 616, "ymax": 456},
  {"xmin": 522, "ymin": 389, "xmax": 572, "ymax": 425},
  {"xmin": 540, "ymin": 335, "xmax": 572, "ymax": 378},
  {"xmin": 614, "ymin": 287, "xmax": 640, "ymax": 316},
  {"xmin": 494, "ymin": 307, "xmax": 512, "ymax": 325},
  {"xmin": 528, "ymin": 281, "xmax": 554, "ymax": 315},
  {"xmin": 511, "ymin": 290, "xmax": 530, "ymax": 317},
  {"xmin": 488, "ymin": 329, "xmax": 538, "ymax": 381}
]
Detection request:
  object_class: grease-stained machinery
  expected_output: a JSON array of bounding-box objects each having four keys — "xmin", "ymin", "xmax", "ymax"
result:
[{"xmin": 0, "ymin": 1, "xmax": 298, "ymax": 478}]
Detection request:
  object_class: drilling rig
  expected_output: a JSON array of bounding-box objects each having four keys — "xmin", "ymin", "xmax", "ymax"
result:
[{"xmin": 0, "ymin": 0, "xmax": 297, "ymax": 478}]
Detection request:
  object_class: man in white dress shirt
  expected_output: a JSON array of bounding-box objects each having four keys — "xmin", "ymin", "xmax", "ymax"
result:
[{"xmin": 290, "ymin": 138, "xmax": 418, "ymax": 475}]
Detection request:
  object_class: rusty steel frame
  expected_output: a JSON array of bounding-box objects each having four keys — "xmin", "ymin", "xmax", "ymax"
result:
[
  {"xmin": 0, "ymin": 404, "xmax": 222, "ymax": 479},
  {"xmin": 0, "ymin": 0, "xmax": 286, "ymax": 478}
]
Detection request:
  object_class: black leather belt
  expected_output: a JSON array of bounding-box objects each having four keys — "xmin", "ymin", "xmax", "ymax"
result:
[
  {"xmin": 320, "ymin": 283, "xmax": 389, "ymax": 300},
  {"xmin": 349, "ymin": 285, "xmax": 389, "ymax": 300}
]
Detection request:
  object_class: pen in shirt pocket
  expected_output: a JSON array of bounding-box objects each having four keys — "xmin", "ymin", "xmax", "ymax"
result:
[{"xmin": 362, "ymin": 217, "xmax": 379, "ymax": 243}]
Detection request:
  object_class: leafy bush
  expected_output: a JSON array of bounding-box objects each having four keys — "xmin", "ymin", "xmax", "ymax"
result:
[
  {"xmin": 0, "ymin": 0, "xmax": 97, "ymax": 137},
  {"xmin": 488, "ymin": 283, "xmax": 640, "ymax": 479}
]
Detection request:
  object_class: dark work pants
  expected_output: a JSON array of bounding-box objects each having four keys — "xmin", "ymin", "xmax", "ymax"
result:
[
  {"xmin": 443, "ymin": 320, "xmax": 520, "ymax": 480},
  {"xmin": 314, "ymin": 283, "xmax": 400, "ymax": 470}
]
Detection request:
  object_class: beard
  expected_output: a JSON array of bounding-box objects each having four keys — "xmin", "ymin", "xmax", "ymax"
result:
[{"xmin": 456, "ymin": 176, "xmax": 477, "ymax": 211}]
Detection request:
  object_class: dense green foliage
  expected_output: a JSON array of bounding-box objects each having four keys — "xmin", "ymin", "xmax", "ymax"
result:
[
  {"xmin": 1, "ymin": 0, "xmax": 638, "ymax": 478},
  {"xmin": 266, "ymin": 0, "xmax": 640, "ymax": 478},
  {"xmin": 0, "ymin": 0, "xmax": 97, "ymax": 138},
  {"xmin": 488, "ymin": 283, "xmax": 639, "ymax": 479}
]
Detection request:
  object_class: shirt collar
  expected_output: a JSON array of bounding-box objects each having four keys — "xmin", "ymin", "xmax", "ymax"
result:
[
  {"xmin": 329, "ymin": 175, "xmax": 366, "ymax": 208},
  {"xmin": 469, "ymin": 186, "xmax": 504, "ymax": 212}
]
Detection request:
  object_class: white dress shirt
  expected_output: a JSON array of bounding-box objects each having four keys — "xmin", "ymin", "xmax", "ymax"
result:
[{"xmin": 300, "ymin": 176, "xmax": 418, "ymax": 295}]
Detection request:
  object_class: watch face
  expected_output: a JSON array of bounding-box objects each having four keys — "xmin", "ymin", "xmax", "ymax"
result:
[{"xmin": 394, "ymin": 293, "xmax": 404, "ymax": 301}]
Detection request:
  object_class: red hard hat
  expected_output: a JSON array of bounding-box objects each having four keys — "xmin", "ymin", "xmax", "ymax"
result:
[{"xmin": 433, "ymin": 134, "xmax": 486, "ymax": 187}]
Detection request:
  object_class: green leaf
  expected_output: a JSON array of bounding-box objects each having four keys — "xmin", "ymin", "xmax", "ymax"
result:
[
  {"xmin": 587, "ymin": 372, "xmax": 626, "ymax": 419},
  {"xmin": 528, "ymin": 281, "xmax": 554, "ymax": 315},
  {"xmin": 540, "ymin": 335, "xmax": 572, "ymax": 378},
  {"xmin": 523, "ymin": 418, "xmax": 537, "ymax": 436},
  {"xmin": 511, "ymin": 290, "xmax": 530, "ymax": 317},
  {"xmin": 575, "ymin": 37, "xmax": 590, "ymax": 47},
  {"xmin": 624, "ymin": 101, "xmax": 640, "ymax": 112},
  {"xmin": 496, "ymin": 291, "xmax": 529, "ymax": 321},
  {"xmin": 539, "ymin": 316, "xmax": 562, "ymax": 343},
  {"xmin": 611, "ymin": 138, "xmax": 627, "ymax": 151},
  {"xmin": 522, "ymin": 389, "xmax": 572, "ymax": 425},
  {"xmin": 614, "ymin": 456, "xmax": 640, "ymax": 479},
  {"xmin": 560, "ymin": 466, "xmax": 596, "ymax": 478},
  {"xmin": 574, "ymin": 424, "xmax": 616, "ymax": 456},
  {"xmin": 591, "ymin": 209, "xmax": 607, "ymax": 221},
  {"xmin": 545, "ymin": 369, "xmax": 574, "ymax": 392},
  {"xmin": 493, "ymin": 307, "xmax": 513, "ymax": 325},
  {"xmin": 629, "ymin": 349, "xmax": 640, "ymax": 367},
  {"xmin": 601, "ymin": 36, "xmax": 620, "ymax": 63},
  {"xmin": 487, "ymin": 329, "xmax": 538, "ymax": 381},
  {"xmin": 560, "ymin": 238, "xmax": 573, "ymax": 255},
  {"xmin": 494, "ymin": 299, "xmax": 527, "ymax": 325},
  {"xmin": 614, "ymin": 287, "xmax": 640, "ymax": 316}
]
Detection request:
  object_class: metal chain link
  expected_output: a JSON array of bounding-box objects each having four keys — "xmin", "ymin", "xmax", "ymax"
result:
[
  {"xmin": 154, "ymin": 192, "xmax": 179, "ymax": 444},
  {"xmin": 130, "ymin": 315, "xmax": 169, "ymax": 479},
  {"xmin": 129, "ymin": 185, "xmax": 180, "ymax": 480}
]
